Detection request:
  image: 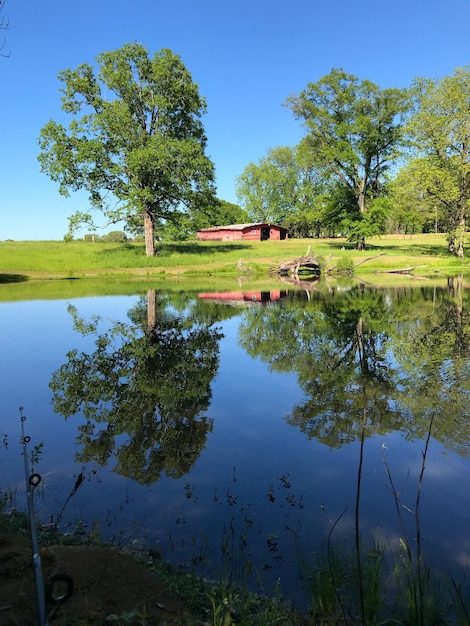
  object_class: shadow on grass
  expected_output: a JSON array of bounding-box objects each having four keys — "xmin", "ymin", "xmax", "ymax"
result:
[
  {"xmin": 99, "ymin": 242, "xmax": 249, "ymax": 256},
  {"xmin": 161, "ymin": 242, "xmax": 248, "ymax": 255},
  {"xmin": 327, "ymin": 240, "xmax": 450, "ymax": 256},
  {"xmin": 368, "ymin": 243, "xmax": 449, "ymax": 256},
  {"xmin": 0, "ymin": 274, "xmax": 28, "ymax": 284}
]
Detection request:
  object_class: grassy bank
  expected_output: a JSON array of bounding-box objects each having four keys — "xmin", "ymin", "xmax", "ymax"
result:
[
  {"xmin": 1, "ymin": 234, "xmax": 469, "ymax": 283},
  {"xmin": 2, "ymin": 500, "xmax": 469, "ymax": 625}
]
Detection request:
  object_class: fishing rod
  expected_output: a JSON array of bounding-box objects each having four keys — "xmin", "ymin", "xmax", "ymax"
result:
[{"xmin": 19, "ymin": 406, "xmax": 73, "ymax": 625}]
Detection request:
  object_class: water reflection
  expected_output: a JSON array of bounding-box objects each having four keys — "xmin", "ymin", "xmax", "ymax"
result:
[
  {"xmin": 239, "ymin": 280, "xmax": 470, "ymax": 455},
  {"xmin": 199, "ymin": 289, "xmax": 288, "ymax": 305},
  {"xmin": 50, "ymin": 290, "xmax": 223, "ymax": 483},
  {"xmin": 50, "ymin": 281, "xmax": 470, "ymax": 482},
  {"xmin": 393, "ymin": 276, "xmax": 470, "ymax": 454},
  {"xmin": 2, "ymin": 280, "xmax": 470, "ymax": 609}
]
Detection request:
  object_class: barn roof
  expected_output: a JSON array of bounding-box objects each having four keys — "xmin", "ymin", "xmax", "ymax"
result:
[{"xmin": 198, "ymin": 223, "xmax": 285, "ymax": 232}]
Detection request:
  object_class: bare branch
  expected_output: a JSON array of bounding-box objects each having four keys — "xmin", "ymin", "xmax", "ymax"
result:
[{"xmin": 0, "ymin": 0, "xmax": 10, "ymax": 58}]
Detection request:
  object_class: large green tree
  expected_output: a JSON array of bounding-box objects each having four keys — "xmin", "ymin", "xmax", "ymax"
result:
[
  {"xmin": 236, "ymin": 145, "xmax": 323, "ymax": 226},
  {"xmin": 405, "ymin": 67, "xmax": 470, "ymax": 257},
  {"xmin": 38, "ymin": 43, "xmax": 215, "ymax": 256},
  {"xmin": 286, "ymin": 69, "xmax": 409, "ymax": 248},
  {"xmin": 189, "ymin": 198, "xmax": 249, "ymax": 233},
  {"xmin": 389, "ymin": 162, "xmax": 443, "ymax": 235}
]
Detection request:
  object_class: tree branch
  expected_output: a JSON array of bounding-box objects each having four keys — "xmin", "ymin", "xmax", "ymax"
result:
[{"xmin": 0, "ymin": 0, "xmax": 10, "ymax": 58}]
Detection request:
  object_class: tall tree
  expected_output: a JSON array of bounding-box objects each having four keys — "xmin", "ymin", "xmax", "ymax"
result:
[
  {"xmin": 38, "ymin": 43, "xmax": 215, "ymax": 256},
  {"xmin": 406, "ymin": 67, "xmax": 470, "ymax": 257},
  {"xmin": 190, "ymin": 198, "xmax": 249, "ymax": 232},
  {"xmin": 389, "ymin": 162, "xmax": 443, "ymax": 235},
  {"xmin": 286, "ymin": 69, "xmax": 409, "ymax": 249},
  {"xmin": 236, "ymin": 145, "xmax": 323, "ymax": 225}
]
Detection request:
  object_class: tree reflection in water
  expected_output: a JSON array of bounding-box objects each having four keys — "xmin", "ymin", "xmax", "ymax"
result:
[
  {"xmin": 50, "ymin": 290, "xmax": 223, "ymax": 484},
  {"xmin": 238, "ymin": 280, "xmax": 470, "ymax": 454}
]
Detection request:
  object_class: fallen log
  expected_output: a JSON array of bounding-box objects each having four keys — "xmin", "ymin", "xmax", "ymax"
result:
[
  {"xmin": 353, "ymin": 253, "xmax": 387, "ymax": 268},
  {"xmin": 374, "ymin": 265, "xmax": 429, "ymax": 275},
  {"xmin": 277, "ymin": 252, "xmax": 321, "ymax": 277},
  {"xmin": 276, "ymin": 250, "xmax": 390, "ymax": 277},
  {"xmin": 325, "ymin": 252, "xmax": 387, "ymax": 273}
]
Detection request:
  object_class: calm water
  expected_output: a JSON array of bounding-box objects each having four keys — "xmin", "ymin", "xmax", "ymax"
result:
[{"xmin": 1, "ymin": 279, "xmax": 470, "ymax": 605}]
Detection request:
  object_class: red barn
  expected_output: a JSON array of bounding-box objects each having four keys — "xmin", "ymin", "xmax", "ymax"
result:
[
  {"xmin": 198, "ymin": 290, "xmax": 288, "ymax": 304},
  {"xmin": 196, "ymin": 223, "xmax": 288, "ymax": 241}
]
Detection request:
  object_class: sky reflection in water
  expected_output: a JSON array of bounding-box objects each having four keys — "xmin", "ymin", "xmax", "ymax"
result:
[{"xmin": 1, "ymin": 284, "xmax": 470, "ymax": 606}]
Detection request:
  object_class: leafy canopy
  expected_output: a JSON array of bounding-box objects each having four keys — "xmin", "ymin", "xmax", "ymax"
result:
[
  {"xmin": 236, "ymin": 145, "xmax": 324, "ymax": 226},
  {"xmin": 38, "ymin": 42, "xmax": 215, "ymax": 256},
  {"xmin": 404, "ymin": 66, "xmax": 470, "ymax": 256},
  {"xmin": 286, "ymin": 69, "xmax": 409, "ymax": 247}
]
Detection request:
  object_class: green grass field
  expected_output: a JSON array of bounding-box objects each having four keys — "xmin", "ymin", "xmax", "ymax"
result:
[{"xmin": 1, "ymin": 234, "xmax": 469, "ymax": 285}]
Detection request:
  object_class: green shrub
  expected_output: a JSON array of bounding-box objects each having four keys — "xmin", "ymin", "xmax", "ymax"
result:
[
  {"xmin": 83, "ymin": 233, "xmax": 100, "ymax": 242},
  {"xmin": 335, "ymin": 256, "xmax": 354, "ymax": 274},
  {"xmin": 101, "ymin": 231, "xmax": 128, "ymax": 243}
]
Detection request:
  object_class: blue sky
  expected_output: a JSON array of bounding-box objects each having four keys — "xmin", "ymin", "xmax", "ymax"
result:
[{"xmin": 2, "ymin": 0, "xmax": 470, "ymax": 240}]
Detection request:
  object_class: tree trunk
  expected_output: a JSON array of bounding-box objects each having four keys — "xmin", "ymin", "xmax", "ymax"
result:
[
  {"xmin": 456, "ymin": 149, "xmax": 469, "ymax": 258},
  {"xmin": 144, "ymin": 210, "xmax": 155, "ymax": 257},
  {"xmin": 448, "ymin": 215, "xmax": 466, "ymax": 257},
  {"xmin": 448, "ymin": 234, "xmax": 456, "ymax": 255},
  {"xmin": 147, "ymin": 289, "xmax": 156, "ymax": 331},
  {"xmin": 457, "ymin": 220, "xmax": 465, "ymax": 258},
  {"xmin": 357, "ymin": 189, "xmax": 366, "ymax": 214},
  {"xmin": 356, "ymin": 237, "xmax": 366, "ymax": 250},
  {"xmin": 355, "ymin": 181, "xmax": 366, "ymax": 250}
]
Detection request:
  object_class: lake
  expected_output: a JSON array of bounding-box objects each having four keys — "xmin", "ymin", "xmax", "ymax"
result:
[{"xmin": 1, "ymin": 277, "xmax": 470, "ymax": 609}]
